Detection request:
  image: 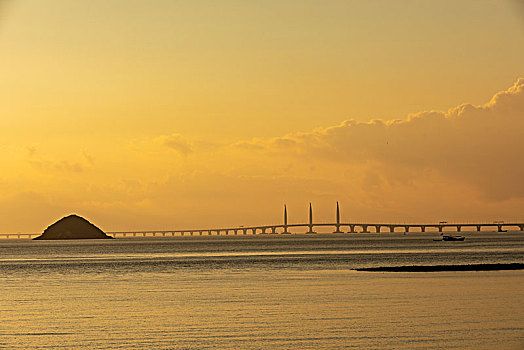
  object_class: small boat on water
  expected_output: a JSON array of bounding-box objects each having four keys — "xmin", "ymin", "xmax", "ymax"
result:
[{"xmin": 442, "ymin": 235, "xmax": 465, "ymax": 241}]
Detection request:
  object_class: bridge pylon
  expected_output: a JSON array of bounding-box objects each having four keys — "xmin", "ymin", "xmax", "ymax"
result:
[
  {"xmin": 306, "ymin": 202, "xmax": 316, "ymax": 234},
  {"xmin": 333, "ymin": 201, "xmax": 344, "ymax": 233},
  {"xmin": 282, "ymin": 204, "xmax": 291, "ymax": 234}
]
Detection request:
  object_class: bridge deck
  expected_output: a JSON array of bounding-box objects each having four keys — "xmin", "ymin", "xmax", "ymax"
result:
[{"xmin": 2, "ymin": 222, "xmax": 522, "ymax": 239}]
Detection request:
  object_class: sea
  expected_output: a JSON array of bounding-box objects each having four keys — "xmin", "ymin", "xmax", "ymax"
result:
[{"xmin": 0, "ymin": 231, "xmax": 523, "ymax": 349}]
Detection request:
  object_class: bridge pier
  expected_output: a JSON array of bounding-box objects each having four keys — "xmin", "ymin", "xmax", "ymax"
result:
[
  {"xmin": 457, "ymin": 226, "xmax": 461, "ymax": 232},
  {"xmin": 438, "ymin": 226, "xmax": 443, "ymax": 233},
  {"xmin": 404, "ymin": 226, "xmax": 410, "ymax": 233},
  {"xmin": 389, "ymin": 226, "xmax": 395, "ymax": 233},
  {"xmin": 477, "ymin": 226, "xmax": 481, "ymax": 232},
  {"xmin": 333, "ymin": 224, "xmax": 343, "ymax": 233},
  {"xmin": 497, "ymin": 225, "xmax": 504, "ymax": 232},
  {"xmin": 271, "ymin": 227, "xmax": 277, "ymax": 234},
  {"xmin": 251, "ymin": 228, "xmax": 257, "ymax": 235},
  {"xmin": 242, "ymin": 229, "xmax": 247, "ymax": 235},
  {"xmin": 260, "ymin": 227, "xmax": 267, "ymax": 234},
  {"xmin": 520, "ymin": 225, "xmax": 524, "ymax": 231},
  {"xmin": 420, "ymin": 226, "xmax": 426, "ymax": 233},
  {"xmin": 375, "ymin": 225, "xmax": 381, "ymax": 233},
  {"xmin": 361, "ymin": 225, "xmax": 369, "ymax": 233},
  {"xmin": 306, "ymin": 225, "xmax": 316, "ymax": 234},
  {"xmin": 348, "ymin": 225, "xmax": 355, "ymax": 233}
]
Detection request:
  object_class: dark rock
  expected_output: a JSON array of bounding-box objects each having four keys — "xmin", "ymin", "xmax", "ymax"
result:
[
  {"xmin": 354, "ymin": 263, "xmax": 524, "ymax": 272},
  {"xmin": 33, "ymin": 214, "xmax": 113, "ymax": 240}
]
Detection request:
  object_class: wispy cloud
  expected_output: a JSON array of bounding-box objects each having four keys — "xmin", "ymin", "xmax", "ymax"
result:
[
  {"xmin": 26, "ymin": 148, "xmax": 95, "ymax": 173},
  {"xmin": 28, "ymin": 159, "xmax": 86, "ymax": 173},
  {"xmin": 155, "ymin": 133, "xmax": 194, "ymax": 156}
]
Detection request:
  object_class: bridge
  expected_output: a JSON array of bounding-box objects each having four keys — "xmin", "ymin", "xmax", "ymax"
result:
[{"xmin": 1, "ymin": 203, "xmax": 523, "ymax": 239}]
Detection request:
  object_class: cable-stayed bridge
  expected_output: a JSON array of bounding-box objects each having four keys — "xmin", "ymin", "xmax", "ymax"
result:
[{"xmin": 1, "ymin": 203, "xmax": 523, "ymax": 239}]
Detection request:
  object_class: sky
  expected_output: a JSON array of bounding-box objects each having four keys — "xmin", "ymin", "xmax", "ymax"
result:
[{"xmin": 1, "ymin": 0, "xmax": 524, "ymax": 232}]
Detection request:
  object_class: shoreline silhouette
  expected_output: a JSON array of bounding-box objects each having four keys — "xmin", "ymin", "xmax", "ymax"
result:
[
  {"xmin": 33, "ymin": 215, "xmax": 113, "ymax": 240},
  {"xmin": 355, "ymin": 263, "xmax": 524, "ymax": 272}
]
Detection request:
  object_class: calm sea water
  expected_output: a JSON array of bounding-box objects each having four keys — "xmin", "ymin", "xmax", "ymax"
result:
[{"xmin": 0, "ymin": 232, "xmax": 523, "ymax": 349}]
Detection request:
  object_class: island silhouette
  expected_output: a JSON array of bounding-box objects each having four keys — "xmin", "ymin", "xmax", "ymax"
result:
[{"xmin": 33, "ymin": 214, "xmax": 113, "ymax": 240}]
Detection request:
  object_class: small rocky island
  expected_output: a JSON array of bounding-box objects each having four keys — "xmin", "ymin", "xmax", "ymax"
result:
[{"xmin": 33, "ymin": 214, "xmax": 113, "ymax": 240}]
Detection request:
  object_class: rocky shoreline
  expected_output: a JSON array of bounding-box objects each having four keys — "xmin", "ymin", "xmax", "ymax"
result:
[{"xmin": 354, "ymin": 263, "xmax": 524, "ymax": 272}]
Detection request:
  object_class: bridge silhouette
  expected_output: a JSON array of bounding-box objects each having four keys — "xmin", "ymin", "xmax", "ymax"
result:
[{"xmin": 1, "ymin": 203, "xmax": 523, "ymax": 239}]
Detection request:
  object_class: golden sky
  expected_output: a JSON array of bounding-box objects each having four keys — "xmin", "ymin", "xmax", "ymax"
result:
[{"xmin": 1, "ymin": 0, "xmax": 524, "ymax": 232}]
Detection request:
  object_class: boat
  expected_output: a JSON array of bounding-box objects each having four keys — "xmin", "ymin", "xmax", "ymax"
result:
[{"xmin": 442, "ymin": 235, "xmax": 465, "ymax": 241}]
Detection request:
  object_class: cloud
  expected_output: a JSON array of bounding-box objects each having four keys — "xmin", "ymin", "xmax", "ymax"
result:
[
  {"xmin": 237, "ymin": 78, "xmax": 524, "ymax": 200},
  {"xmin": 155, "ymin": 133, "xmax": 193, "ymax": 156},
  {"xmin": 5, "ymin": 80, "xmax": 524, "ymax": 232},
  {"xmin": 26, "ymin": 149, "xmax": 94, "ymax": 173},
  {"xmin": 28, "ymin": 159, "xmax": 86, "ymax": 173},
  {"xmin": 0, "ymin": 192, "xmax": 66, "ymax": 232},
  {"xmin": 26, "ymin": 146, "xmax": 37, "ymax": 156}
]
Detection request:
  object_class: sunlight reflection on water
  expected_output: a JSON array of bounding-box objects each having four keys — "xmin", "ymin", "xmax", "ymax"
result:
[{"xmin": 0, "ymin": 232, "xmax": 522, "ymax": 349}]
